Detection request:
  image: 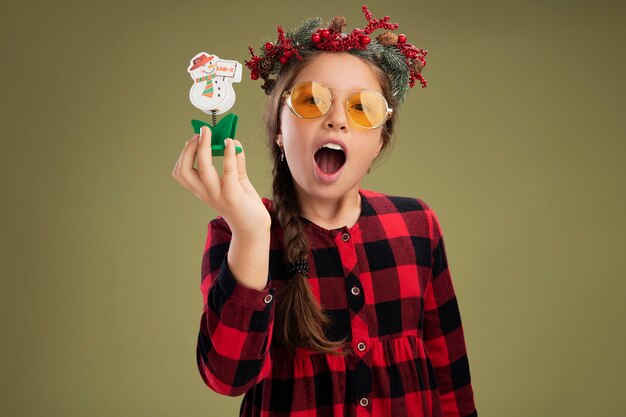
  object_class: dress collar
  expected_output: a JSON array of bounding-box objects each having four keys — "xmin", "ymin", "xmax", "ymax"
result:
[{"xmin": 298, "ymin": 189, "xmax": 367, "ymax": 236}]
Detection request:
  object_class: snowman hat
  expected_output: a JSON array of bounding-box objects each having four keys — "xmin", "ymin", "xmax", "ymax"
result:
[{"xmin": 188, "ymin": 53, "xmax": 215, "ymax": 71}]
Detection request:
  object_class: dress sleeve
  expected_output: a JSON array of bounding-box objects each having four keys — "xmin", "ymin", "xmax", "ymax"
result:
[
  {"xmin": 195, "ymin": 216, "xmax": 275, "ymax": 397},
  {"xmin": 423, "ymin": 208, "xmax": 478, "ymax": 416}
]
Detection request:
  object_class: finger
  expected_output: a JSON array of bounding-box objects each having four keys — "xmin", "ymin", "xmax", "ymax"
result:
[
  {"xmin": 176, "ymin": 132, "xmax": 214, "ymax": 203},
  {"xmin": 221, "ymin": 138, "xmax": 240, "ymax": 197},
  {"xmin": 195, "ymin": 126, "xmax": 221, "ymax": 201},
  {"xmin": 233, "ymin": 140, "xmax": 248, "ymax": 182},
  {"xmin": 233, "ymin": 140, "xmax": 260, "ymax": 199},
  {"xmin": 173, "ymin": 134, "xmax": 197, "ymax": 179},
  {"xmin": 173, "ymin": 135, "xmax": 209, "ymax": 198}
]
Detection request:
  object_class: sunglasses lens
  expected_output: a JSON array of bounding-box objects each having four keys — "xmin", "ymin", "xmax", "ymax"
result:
[
  {"xmin": 290, "ymin": 81, "xmax": 331, "ymax": 118},
  {"xmin": 347, "ymin": 91, "xmax": 388, "ymax": 128}
]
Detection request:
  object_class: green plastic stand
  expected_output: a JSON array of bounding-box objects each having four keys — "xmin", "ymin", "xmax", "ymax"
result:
[{"xmin": 191, "ymin": 113, "xmax": 242, "ymax": 156}]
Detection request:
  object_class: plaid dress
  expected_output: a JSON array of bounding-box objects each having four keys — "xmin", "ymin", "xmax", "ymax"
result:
[{"xmin": 197, "ymin": 188, "xmax": 478, "ymax": 416}]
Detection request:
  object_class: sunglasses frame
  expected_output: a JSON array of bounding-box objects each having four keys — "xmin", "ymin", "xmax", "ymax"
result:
[{"xmin": 282, "ymin": 80, "xmax": 394, "ymax": 129}]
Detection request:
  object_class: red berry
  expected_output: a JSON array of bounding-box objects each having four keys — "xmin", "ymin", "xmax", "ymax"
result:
[
  {"xmin": 264, "ymin": 42, "xmax": 274, "ymax": 50},
  {"xmin": 321, "ymin": 29, "xmax": 330, "ymax": 39},
  {"xmin": 279, "ymin": 56, "xmax": 288, "ymax": 64},
  {"xmin": 360, "ymin": 35, "xmax": 371, "ymax": 45},
  {"xmin": 284, "ymin": 50, "xmax": 293, "ymax": 58},
  {"xmin": 311, "ymin": 33, "xmax": 321, "ymax": 43},
  {"xmin": 398, "ymin": 34, "xmax": 406, "ymax": 43},
  {"xmin": 251, "ymin": 72, "xmax": 259, "ymax": 80}
]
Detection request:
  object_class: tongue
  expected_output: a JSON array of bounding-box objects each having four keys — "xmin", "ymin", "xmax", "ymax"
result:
[{"xmin": 315, "ymin": 148, "xmax": 345, "ymax": 174}]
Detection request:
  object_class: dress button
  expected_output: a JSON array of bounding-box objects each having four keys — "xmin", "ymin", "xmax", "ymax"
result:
[
  {"xmin": 357, "ymin": 342, "xmax": 366, "ymax": 351},
  {"xmin": 341, "ymin": 232, "xmax": 350, "ymax": 241},
  {"xmin": 263, "ymin": 294, "xmax": 273, "ymax": 303},
  {"xmin": 351, "ymin": 285, "xmax": 360, "ymax": 296},
  {"xmin": 359, "ymin": 397, "xmax": 369, "ymax": 407}
]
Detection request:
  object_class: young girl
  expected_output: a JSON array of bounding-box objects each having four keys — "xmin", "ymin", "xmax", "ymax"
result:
[{"xmin": 173, "ymin": 6, "xmax": 477, "ymax": 417}]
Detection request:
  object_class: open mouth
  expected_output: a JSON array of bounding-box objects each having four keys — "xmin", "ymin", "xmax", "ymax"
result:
[{"xmin": 314, "ymin": 147, "xmax": 346, "ymax": 175}]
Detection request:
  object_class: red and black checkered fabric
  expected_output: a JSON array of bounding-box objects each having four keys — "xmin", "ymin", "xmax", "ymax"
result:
[{"xmin": 197, "ymin": 188, "xmax": 477, "ymax": 416}]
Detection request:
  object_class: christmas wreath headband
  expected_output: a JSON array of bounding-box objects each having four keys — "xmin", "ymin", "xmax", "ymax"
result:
[{"xmin": 244, "ymin": 5, "xmax": 428, "ymax": 105}]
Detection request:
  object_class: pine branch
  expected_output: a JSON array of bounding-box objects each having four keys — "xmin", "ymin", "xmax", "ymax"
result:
[{"xmin": 286, "ymin": 17, "xmax": 323, "ymax": 46}]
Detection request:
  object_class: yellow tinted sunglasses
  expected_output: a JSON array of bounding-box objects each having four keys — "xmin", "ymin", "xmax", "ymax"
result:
[{"xmin": 282, "ymin": 80, "xmax": 393, "ymax": 129}]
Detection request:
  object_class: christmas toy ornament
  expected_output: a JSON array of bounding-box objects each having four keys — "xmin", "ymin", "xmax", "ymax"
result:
[
  {"xmin": 187, "ymin": 52, "xmax": 243, "ymax": 155},
  {"xmin": 244, "ymin": 5, "xmax": 428, "ymax": 105}
]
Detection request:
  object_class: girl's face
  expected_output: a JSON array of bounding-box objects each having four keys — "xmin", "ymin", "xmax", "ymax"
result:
[{"xmin": 277, "ymin": 52, "xmax": 385, "ymax": 202}]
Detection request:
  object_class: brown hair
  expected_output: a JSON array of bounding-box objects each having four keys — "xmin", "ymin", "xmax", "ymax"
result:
[{"xmin": 263, "ymin": 51, "xmax": 399, "ymax": 355}]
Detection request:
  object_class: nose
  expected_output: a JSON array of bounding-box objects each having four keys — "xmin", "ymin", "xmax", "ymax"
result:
[{"xmin": 323, "ymin": 95, "xmax": 349, "ymax": 130}]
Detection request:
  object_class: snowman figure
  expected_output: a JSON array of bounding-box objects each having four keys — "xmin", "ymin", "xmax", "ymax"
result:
[
  {"xmin": 187, "ymin": 52, "xmax": 242, "ymax": 115},
  {"xmin": 187, "ymin": 51, "xmax": 243, "ymax": 156}
]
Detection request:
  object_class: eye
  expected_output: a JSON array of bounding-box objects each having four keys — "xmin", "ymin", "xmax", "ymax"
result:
[
  {"xmin": 351, "ymin": 103, "xmax": 368, "ymax": 112},
  {"xmin": 305, "ymin": 95, "xmax": 326, "ymax": 106}
]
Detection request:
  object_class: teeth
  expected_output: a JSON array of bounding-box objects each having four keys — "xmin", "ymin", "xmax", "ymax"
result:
[{"xmin": 320, "ymin": 142, "xmax": 344, "ymax": 152}]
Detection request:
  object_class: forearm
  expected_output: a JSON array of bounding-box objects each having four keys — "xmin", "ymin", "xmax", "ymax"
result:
[
  {"xmin": 227, "ymin": 229, "xmax": 271, "ymax": 291},
  {"xmin": 197, "ymin": 221, "xmax": 275, "ymax": 396}
]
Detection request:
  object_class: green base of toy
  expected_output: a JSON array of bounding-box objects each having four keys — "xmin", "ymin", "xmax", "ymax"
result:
[{"xmin": 191, "ymin": 113, "xmax": 242, "ymax": 156}]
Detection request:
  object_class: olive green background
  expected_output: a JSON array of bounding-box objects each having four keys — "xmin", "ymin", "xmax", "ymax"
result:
[{"xmin": 2, "ymin": 0, "xmax": 624, "ymax": 416}]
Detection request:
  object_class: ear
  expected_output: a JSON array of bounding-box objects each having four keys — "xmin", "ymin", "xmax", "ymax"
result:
[
  {"xmin": 373, "ymin": 136, "xmax": 384, "ymax": 157},
  {"xmin": 276, "ymin": 131, "xmax": 283, "ymax": 147}
]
